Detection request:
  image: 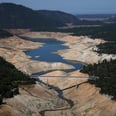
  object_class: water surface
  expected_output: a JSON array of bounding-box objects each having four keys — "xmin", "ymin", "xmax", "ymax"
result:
[{"xmin": 23, "ymin": 37, "xmax": 83, "ymax": 74}]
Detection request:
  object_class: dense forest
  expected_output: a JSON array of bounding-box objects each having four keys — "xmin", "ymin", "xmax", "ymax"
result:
[
  {"xmin": 70, "ymin": 24, "xmax": 116, "ymax": 41},
  {"xmin": 0, "ymin": 30, "xmax": 13, "ymax": 38},
  {"xmin": 0, "ymin": 57, "xmax": 35, "ymax": 104},
  {"xmin": 81, "ymin": 59, "xmax": 116, "ymax": 100},
  {"xmin": 96, "ymin": 42, "xmax": 116, "ymax": 54}
]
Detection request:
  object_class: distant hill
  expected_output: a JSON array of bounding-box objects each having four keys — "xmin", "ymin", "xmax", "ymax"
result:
[
  {"xmin": 0, "ymin": 3, "xmax": 79, "ymax": 28},
  {"xmin": 37, "ymin": 10, "xmax": 80, "ymax": 25}
]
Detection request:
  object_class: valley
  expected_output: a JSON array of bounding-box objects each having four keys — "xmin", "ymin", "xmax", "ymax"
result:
[
  {"xmin": 0, "ymin": 31, "xmax": 116, "ymax": 116},
  {"xmin": 0, "ymin": 2, "xmax": 116, "ymax": 116}
]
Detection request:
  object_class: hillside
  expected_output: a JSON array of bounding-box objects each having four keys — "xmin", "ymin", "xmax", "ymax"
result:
[
  {"xmin": 0, "ymin": 3, "xmax": 79, "ymax": 28},
  {"xmin": 37, "ymin": 10, "xmax": 80, "ymax": 25},
  {"xmin": 81, "ymin": 59, "xmax": 116, "ymax": 100},
  {"xmin": 0, "ymin": 57, "xmax": 35, "ymax": 104}
]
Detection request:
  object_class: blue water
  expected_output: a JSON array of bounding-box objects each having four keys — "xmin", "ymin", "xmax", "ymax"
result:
[{"xmin": 23, "ymin": 37, "xmax": 83, "ymax": 74}]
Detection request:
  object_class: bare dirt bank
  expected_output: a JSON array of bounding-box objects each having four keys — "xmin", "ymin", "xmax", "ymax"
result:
[
  {"xmin": 2, "ymin": 73, "xmax": 116, "ymax": 116},
  {"xmin": 0, "ymin": 35, "xmax": 74, "ymax": 75},
  {"xmin": 0, "ymin": 32, "xmax": 116, "ymax": 116},
  {"xmin": 23, "ymin": 32, "xmax": 116, "ymax": 64}
]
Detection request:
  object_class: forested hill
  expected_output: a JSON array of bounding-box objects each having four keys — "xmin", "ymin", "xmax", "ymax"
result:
[
  {"xmin": 37, "ymin": 10, "xmax": 80, "ymax": 25},
  {"xmin": 0, "ymin": 57, "xmax": 35, "ymax": 104},
  {"xmin": 0, "ymin": 3, "xmax": 79, "ymax": 28}
]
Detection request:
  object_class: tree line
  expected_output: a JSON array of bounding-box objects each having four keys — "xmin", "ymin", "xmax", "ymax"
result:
[
  {"xmin": 81, "ymin": 59, "xmax": 116, "ymax": 100},
  {"xmin": 0, "ymin": 57, "xmax": 35, "ymax": 104}
]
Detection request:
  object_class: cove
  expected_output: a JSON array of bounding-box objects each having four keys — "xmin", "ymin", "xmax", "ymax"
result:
[{"xmin": 22, "ymin": 37, "xmax": 83, "ymax": 74}]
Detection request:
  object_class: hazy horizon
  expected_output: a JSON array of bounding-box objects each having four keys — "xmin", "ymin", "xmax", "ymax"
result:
[{"xmin": 0, "ymin": 0, "xmax": 116, "ymax": 14}]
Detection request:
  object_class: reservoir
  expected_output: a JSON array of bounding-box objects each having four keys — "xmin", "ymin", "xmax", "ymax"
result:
[{"xmin": 23, "ymin": 37, "xmax": 83, "ymax": 74}]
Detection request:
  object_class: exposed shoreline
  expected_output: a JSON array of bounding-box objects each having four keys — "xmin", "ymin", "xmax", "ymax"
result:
[
  {"xmin": 0, "ymin": 35, "xmax": 74, "ymax": 75},
  {"xmin": 22, "ymin": 31, "xmax": 116, "ymax": 64},
  {"xmin": 1, "ymin": 31, "xmax": 116, "ymax": 116},
  {"xmin": 0, "ymin": 32, "xmax": 116, "ymax": 76}
]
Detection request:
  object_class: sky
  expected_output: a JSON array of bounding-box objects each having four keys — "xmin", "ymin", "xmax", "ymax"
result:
[{"xmin": 0, "ymin": 0, "xmax": 116, "ymax": 14}]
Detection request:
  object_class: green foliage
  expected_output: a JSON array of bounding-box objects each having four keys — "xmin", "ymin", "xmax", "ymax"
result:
[
  {"xmin": 96, "ymin": 42, "xmax": 116, "ymax": 54},
  {"xmin": 81, "ymin": 59, "xmax": 116, "ymax": 100},
  {"xmin": 0, "ymin": 57, "xmax": 35, "ymax": 104},
  {"xmin": 32, "ymin": 24, "xmax": 116, "ymax": 41}
]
